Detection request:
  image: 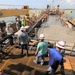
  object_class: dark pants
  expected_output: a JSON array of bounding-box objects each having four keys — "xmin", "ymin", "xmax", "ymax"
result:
[
  {"xmin": 8, "ymin": 35, "xmax": 14, "ymax": 45},
  {"xmin": 21, "ymin": 44, "xmax": 28, "ymax": 56}
]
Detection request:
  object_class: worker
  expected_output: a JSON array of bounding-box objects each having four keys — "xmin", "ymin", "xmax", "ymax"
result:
[
  {"xmin": 45, "ymin": 41, "xmax": 65, "ymax": 75},
  {"xmin": 5, "ymin": 23, "xmax": 14, "ymax": 45},
  {"xmin": 17, "ymin": 26, "xmax": 29, "ymax": 56},
  {"xmin": 21, "ymin": 18, "xmax": 26, "ymax": 27},
  {"xmin": 33, "ymin": 34, "xmax": 48, "ymax": 66}
]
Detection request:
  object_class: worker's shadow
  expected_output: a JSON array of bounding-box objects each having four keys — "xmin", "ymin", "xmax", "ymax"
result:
[
  {"xmin": 8, "ymin": 53, "xmax": 26, "ymax": 59},
  {"xmin": 2, "ymin": 53, "xmax": 25, "ymax": 59}
]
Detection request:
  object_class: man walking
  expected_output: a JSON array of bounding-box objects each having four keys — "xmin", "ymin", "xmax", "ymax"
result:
[
  {"xmin": 17, "ymin": 26, "xmax": 29, "ymax": 56},
  {"xmin": 5, "ymin": 23, "xmax": 14, "ymax": 45},
  {"xmin": 34, "ymin": 34, "xmax": 48, "ymax": 65},
  {"xmin": 45, "ymin": 41, "xmax": 65, "ymax": 75}
]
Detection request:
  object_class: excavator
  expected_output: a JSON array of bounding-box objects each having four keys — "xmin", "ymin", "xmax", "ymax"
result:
[
  {"xmin": 42, "ymin": 9, "xmax": 46, "ymax": 13},
  {"xmin": 35, "ymin": 9, "xmax": 41, "ymax": 17},
  {"xmin": 66, "ymin": 9, "xmax": 72, "ymax": 15},
  {"xmin": 29, "ymin": 11, "xmax": 36, "ymax": 22}
]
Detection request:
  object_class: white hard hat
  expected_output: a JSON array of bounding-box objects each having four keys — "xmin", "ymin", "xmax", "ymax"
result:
[
  {"xmin": 20, "ymin": 26, "xmax": 26, "ymax": 31},
  {"xmin": 17, "ymin": 18, "xmax": 19, "ymax": 21},
  {"xmin": 39, "ymin": 34, "xmax": 45, "ymax": 39},
  {"xmin": 56, "ymin": 41, "xmax": 65, "ymax": 49}
]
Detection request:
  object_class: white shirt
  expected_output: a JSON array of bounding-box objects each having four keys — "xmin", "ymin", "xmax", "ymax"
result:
[{"xmin": 6, "ymin": 27, "xmax": 13, "ymax": 35}]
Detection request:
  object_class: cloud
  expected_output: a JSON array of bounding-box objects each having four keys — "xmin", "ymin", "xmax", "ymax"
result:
[
  {"xmin": 58, "ymin": 0, "xmax": 75, "ymax": 6},
  {"xmin": 66, "ymin": 0, "xmax": 71, "ymax": 3},
  {"xmin": 47, "ymin": 0, "xmax": 75, "ymax": 8},
  {"xmin": 66, "ymin": 0, "xmax": 75, "ymax": 5},
  {"xmin": 54, "ymin": 0, "xmax": 75, "ymax": 5}
]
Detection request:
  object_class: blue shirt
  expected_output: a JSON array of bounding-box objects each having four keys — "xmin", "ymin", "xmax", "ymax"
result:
[{"xmin": 48, "ymin": 48, "xmax": 63, "ymax": 70}]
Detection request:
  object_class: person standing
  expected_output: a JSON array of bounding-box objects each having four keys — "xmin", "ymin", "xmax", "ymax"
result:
[
  {"xmin": 24, "ymin": 16, "xmax": 29, "ymax": 26},
  {"xmin": 33, "ymin": 34, "xmax": 48, "ymax": 66},
  {"xmin": 17, "ymin": 26, "xmax": 29, "ymax": 56},
  {"xmin": 56, "ymin": 5, "xmax": 60, "ymax": 15},
  {"xmin": 45, "ymin": 41, "xmax": 65, "ymax": 75},
  {"xmin": 21, "ymin": 18, "xmax": 26, "ymax": 27},
  {"xmin": 16, "ymin": 16, "xmax": 21, "ymax": 30},
  {"xmin": 0, "ymin": 27, "xmax": 2, "ymax": 39},
  {"xmin": 5, "ymin": 23, "xmax": 14, "ymax": 45}
]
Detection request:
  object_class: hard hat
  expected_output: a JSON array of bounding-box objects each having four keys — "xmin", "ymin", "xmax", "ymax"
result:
[
  {"xmin": 56, "ymin": 41, "xmax": 65, "ymax": 49},
  {"xmin": 39, "ymin": 34, "xmax": 45, "ymax": 39},
  {"xmin": 17, "ymin": 18, "xmax": 19, "ymax": 21},
  {"xmin": 20, "ymin": 26, "xmax": 26, "ymax": 31}
]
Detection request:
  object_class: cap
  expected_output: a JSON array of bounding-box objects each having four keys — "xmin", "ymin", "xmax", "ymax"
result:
[
  {"xmin": 39, "ymin": 34, "xmax": 45, "ymax": 39},
  {"xmin": 56, "ymin": 41, "xmax": 65, "ymax": 49}
]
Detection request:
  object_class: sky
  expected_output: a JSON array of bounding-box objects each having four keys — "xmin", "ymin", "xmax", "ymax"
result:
[{"xmin": 0, "ymin": 0, "xmax": 75, "ymax": 9}]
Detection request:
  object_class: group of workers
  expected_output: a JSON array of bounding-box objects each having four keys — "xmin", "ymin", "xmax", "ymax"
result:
[
  {"xmin": 0, "ymin": 11, "xmax": 66, "ymax": 75},
  {"xmin": 5, "ymin": 21, "xmax": 30, "ymax": 56},
  {"xmin": 0, "ymin": 15, "xmax": 30, "ymax": 57},
  {"xmin": 0, "ymin": 12, "xmax": 48, "ymax": 55},
  {"xmin": 5, "ymin": 23, "xmax": 65, "ymax": 75},
  {"xmin": 33, "ymin": 33, "xmax": 65, "ymax": 75},
  {"xmin": 15, "ymin": 15, "xmax": 29, "ymax": 31}
]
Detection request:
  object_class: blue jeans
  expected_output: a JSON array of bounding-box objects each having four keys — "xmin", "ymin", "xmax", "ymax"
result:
[
  {"xmin": 45, "ymin": 66, "xmax": 55, "ymax": 75},
  {"xmin": 35, "ymin": 52, "xmax": 47, "ymax": 65}
]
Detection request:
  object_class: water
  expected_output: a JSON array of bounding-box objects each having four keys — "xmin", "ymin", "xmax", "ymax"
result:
[
  {"xmin": 0, "ymin": 9, "xmax": 75, "ymax": 23},
  {"xmin": 0, "ymin": 9, "xmax": 42, "ymax": 23},
  {"xmin": 0, "ymin": 16, "xmax": 16, "ymax": 23},
  {"xmin": 0, "ymin": 15, "xmax": 25, "ymax": 23},
  {"xmin": 64, "ymin": 9, "xmax": 75, "ymax": 20}
]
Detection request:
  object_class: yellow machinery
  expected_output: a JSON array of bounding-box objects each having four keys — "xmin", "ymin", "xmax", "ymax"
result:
[
  {"xmin": 42, "ymin": 9, "xmax": 46, "ymax": 13},
  {"xmin": 29, "ymin": 11, "xmax": 36, "ymax": 22},
  {"xmin": 60, "ymin": 9, "xmax": 65, "ymax": 14},
  {"xmin": 72, "ymin": 18, "xmax": 75, "ymax": 22},
  {"xmin": 29, "ymin": 11, "xmax": 35, "ymax": 17},
  {"xmin": 35, "ymin": 9, "xmax": 41, "ymax": 16},
  {"xmin": 66, "ymin": 10, "xmax": 72, "ymax": 15}
]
